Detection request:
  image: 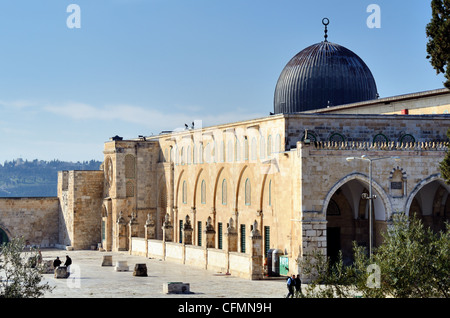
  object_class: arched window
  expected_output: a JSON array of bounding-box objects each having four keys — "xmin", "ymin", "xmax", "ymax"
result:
[
  {"xmin": 201, "ymin": 180, "xmax": 206, "ymax": 204},
  {"xmin": 235, "ymin": 136, "xmax": 240, "ymax": 162},
  {"xmin": 260, "ymin": 136, "xmax": 265, "ymax": 159},
  {"xmin": 251, "ymin": 137, "xmax": 257, "ymax": 161},
  {"xmin": 187, "ymin": 146, "xmax": 191, "ymax": 165},
  {"xmin": 199, "ymin": 144, "xmax": 203, "ymax": 164},
  {"xmin": 245, "ymin": 178, "xmax": 251, "ymax": 206},
  {"xmin": 193, "ymin": 145, "xmax": 197, "ymax": 164},
  {"xmin": 205, "ymin": 143, "xmax": 211, "ymax": 163},
  {"xmin": 276, "ymin": 134, "xmax": 281, "ymax": 152},
  {"xmin": 244, "ymin": 138, "xmax": 249, "ymax": 161},
  {"xmin": 267, "ymin": 135, "xmax": 272, "ymax": 157},
  {"xmin": 126, "ymin": 180, "xmax": 134, "ymax": 197},
  {"xmin": 222, "ymin": 179, "xmax": 227, "ymax": 205},
  {"xmin": 125, "ymin": 154, "xmax": 135, "ymax": 178},
  {"xmin": 175, "ymin": 146, "xmax": 179, "ymax": 164},
  {"xmin": 373, "ymin": 133, "xmax": 389, "ymax": 143},
  {"xmin": 181, "ymin": 147, "xmax": 185, "ymax": 165},
  {"xmin": 220, "ymin": 141, "xmax": 225, "ymax": 162},
  {"xmin": 182, "ymin": 181, "xmax": 187, "ymax": 204}
]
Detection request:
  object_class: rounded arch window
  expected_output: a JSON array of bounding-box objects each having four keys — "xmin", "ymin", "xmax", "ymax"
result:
[
  {"xmin": 399, "ymin": 134, "xmax": 415, "ymax": 144},
  {"xmin": 373, "ymin": 133, "xmax": 389, "ymax": 143},
  {"xmin": 301, "ymin": 131, "xmax": 317, "ymax": 142},
  {"xmin": 329, "ymin": 133, "xmax": 345, "ymax": 142}
]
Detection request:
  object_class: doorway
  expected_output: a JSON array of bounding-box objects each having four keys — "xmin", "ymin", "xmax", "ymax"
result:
[{"xmin": 327, "ymin": 227, "xmax": 340, "ymax": 264}]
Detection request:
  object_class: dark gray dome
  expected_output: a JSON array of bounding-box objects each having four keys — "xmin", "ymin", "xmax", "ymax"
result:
[{"xmin": 274, "ymin": 41, "xmax": 378, "ymax": 113}]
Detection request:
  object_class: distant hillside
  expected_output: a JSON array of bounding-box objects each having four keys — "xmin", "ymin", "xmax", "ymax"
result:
[{"xmin": 0, "ymin": 159, "xmax": 103, "ymax": 197}]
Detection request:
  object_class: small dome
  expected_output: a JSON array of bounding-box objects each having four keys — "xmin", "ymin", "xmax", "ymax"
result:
[{"xmin": 274, "ymin": 41, "xmax": 378, "ymax": 113}]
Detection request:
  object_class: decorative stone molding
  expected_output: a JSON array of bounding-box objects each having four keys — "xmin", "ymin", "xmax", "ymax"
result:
[{"xmin": 312, "ymin": 140, "xmax": 448, "ymax": 151}]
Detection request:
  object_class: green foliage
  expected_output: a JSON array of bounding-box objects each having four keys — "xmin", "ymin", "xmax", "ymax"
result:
[
  {"xmin": 0, "ymin": 158, "xmax": 102, "ymax": 197},
  {"xmin": 439, "ymin": 129, "xmax": 450, "ymax": 184},
  {"xmin": 0, "ymin": 237, "xmax": 53, "ymax": 298},
  {"xmin": 376, "ymin": 214, "xmax": 449, "ymax": 298},
  {"xmin": 426, "ymin": 0, "xmax": 450, "ymax": 89},
  {"xmin": 299, "ymin": 214, "xmax": 450, "ymax": 298}
]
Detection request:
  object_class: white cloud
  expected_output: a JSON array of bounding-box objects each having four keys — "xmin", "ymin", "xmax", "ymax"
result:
[
  {"xmin": 43, "ymin": 101, "xmax": 265, "ymax": 133},
  {"xmin": 0, "ymin": 99, "xmax": 39, "ymax": 109}
]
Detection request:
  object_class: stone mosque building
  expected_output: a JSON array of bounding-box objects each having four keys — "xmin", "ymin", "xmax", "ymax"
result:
[{"xmin": 1, "ymin": 20, "xmax": 450, "ymax": 279}]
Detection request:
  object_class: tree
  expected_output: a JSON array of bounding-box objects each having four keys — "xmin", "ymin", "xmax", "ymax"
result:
[
  {"xmin": 0, "ymin": 237, "xmax": 53, "ymax": 298},
  {"xmin": 299, "ymin": 214, "xmax": 450, "ymax": 298},
  {"xmin": 426, "ymin": 0, "xmax": 450, "ymax": 89}
]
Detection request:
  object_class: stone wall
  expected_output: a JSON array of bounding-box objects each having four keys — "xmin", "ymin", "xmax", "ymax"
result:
[
  {"xmin": 130, "ymin": 237, "xmax": 261, "ymax": 279},
  {"xmin": 58, "ymin": 170, "xmax": 104, "ymax": 249},
  {"xmin": 284, "ymin": 113, "xmax": 450, "ymax": 150},
  {"xmin": 0, "ymin": 197, "xmax": 59, "ymax": 247}
]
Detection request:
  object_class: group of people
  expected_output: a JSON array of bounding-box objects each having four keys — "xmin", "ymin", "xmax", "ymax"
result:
[
  {"xmin": 286, "ymin": 274, "xmax": 302, "ymax": 298},
  {"xmin": 53, "ymin": 255, "xmax": 72, "ymax": 272}
]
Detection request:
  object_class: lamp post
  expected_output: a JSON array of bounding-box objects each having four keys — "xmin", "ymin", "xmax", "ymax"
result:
[{"xmin": 346, "ymin": 155, "xmax": 400, "ymax": 256}]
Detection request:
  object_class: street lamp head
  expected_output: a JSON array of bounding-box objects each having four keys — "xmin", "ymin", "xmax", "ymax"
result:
[
  {"xmin": 361, "ymin": 155, "xmax": 367, "ymax": 159},
  {"xmin": 346, "ymin": 157, "xmax": 355, "ymax": 162}
]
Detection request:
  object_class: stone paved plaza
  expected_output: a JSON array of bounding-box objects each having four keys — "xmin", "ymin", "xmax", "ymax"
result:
[{"xmin": 39, "ymin": 249, "xmax": 287, "ymax": 298}]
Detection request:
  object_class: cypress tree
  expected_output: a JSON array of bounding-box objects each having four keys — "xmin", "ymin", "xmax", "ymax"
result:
[{"xmin": 426, "ymin": 0, "xmax": 450, "ymax": 89}]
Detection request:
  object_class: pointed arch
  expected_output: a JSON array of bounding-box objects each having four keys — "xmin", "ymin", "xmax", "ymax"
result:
[
  {"xmin": 322, "ymin": 173, "xmax": 392, "ymax": 220},
  {"xmin": 259, "ymin": 171, "xmax": 272, "ymax": 211},
  {"xmin": 213, "ymin": 167, "xmax": 225, "ymax": 210},
  {"xmin": 192, "ymin": 168, "xmax": 204, "ymax": 208},
  {"xmin": 405, "ymin": 174, "xmax": 450, "ymax": 216},
  {"xmin": 174, "ymin": 169, "xmax": 185, "ymax": 207},
  {"xmin": 235, "ymin": 165, "xmax": 248, "ymax": 211}
]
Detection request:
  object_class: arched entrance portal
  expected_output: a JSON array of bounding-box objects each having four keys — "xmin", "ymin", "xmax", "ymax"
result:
[
  {"xmin": 0, "ymin": 228, "xmax": 9, "ymax": 245},
  {"xmin": 407, "ymin": 179, "xmax": 450, "ymax": 233},
  {"xmin": 325, "ymin": 178, "xmax": 388, "ymax": 265}
]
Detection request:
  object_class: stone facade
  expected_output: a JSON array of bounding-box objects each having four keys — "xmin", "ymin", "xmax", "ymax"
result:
[
  {"xmin": 97, "ymin": 100, "xmax": 450, "ymax": 279},
  {"xmin": 57, "ymin": 170, "xmax": 104, "ymax": 250},
  {"xmin": 0, "ymin": 89, "xmax": 449, "ymax": 281}
]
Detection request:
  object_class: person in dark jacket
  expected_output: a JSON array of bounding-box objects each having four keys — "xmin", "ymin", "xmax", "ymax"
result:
[
  {"xmin": 294, "ymin": 274, "xmax": 302, "ymax": 296},
  {"xmin": 53, "ymin": 257, "xmax": 62, "ymax": 269},
  {"xmin": 286, "ymin": 274, "xmax": 295, "ymax": 298},
  {"xmin": 64, "ymin": 255, "xmax": 72, "ymax": 276}
]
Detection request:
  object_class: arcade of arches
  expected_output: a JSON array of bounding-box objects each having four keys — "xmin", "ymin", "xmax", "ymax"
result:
[{"xmin": 326, "ymin": 178, "xmax": 450, "ymax": 264}]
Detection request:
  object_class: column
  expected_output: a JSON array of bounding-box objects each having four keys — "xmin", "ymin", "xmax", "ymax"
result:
[
  {"xmin": 249, "ymin": 220, "xmax": 263, "ymax": 280},
  {"xmin": 116, "ymin": 211, "xmax": 128, "ymax": 251}
]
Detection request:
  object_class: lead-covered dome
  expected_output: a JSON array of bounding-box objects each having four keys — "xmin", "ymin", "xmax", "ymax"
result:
[{"xmin": 273, "ymin": 40, "xmax": 378, "ymax": 113}]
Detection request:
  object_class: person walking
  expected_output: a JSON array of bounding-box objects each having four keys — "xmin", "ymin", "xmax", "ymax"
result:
[
  {"xmin": 294, "ymin": 273, "xmax": 302, "ymax": 297},
  {"xmin": 286, "ymin": 274, "xmax": 295, "ymax": 298}
]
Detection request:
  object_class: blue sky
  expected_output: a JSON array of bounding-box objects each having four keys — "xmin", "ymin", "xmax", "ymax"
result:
[{"xmin": 0, "ymin": 0, "xmax": 445, "ymax": 163}]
